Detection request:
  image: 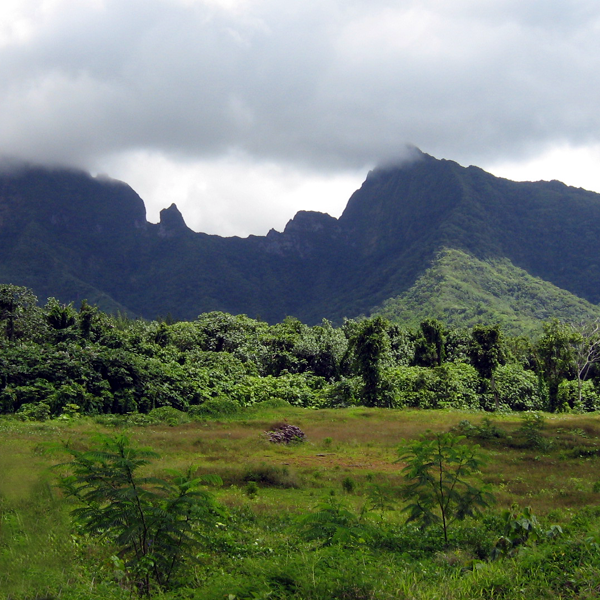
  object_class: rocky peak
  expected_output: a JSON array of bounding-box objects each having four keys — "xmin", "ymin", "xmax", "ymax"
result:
[
  {"xmin": 283, "ymin": 210, "xmax": 338, "ymax": 234},
  {"xmin": 262, "ymin": 211, "xmax": 339, "ymax": 257},
  {"xmin": 158, "ymin": 203, "xmax": 189, "ymax": 238}
]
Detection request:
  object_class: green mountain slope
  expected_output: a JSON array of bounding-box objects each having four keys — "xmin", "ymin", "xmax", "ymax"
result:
[
  {"xmin": 335, "ymin": 153, "xmax": 600, "ymax": 316},
  {"xmin": 374, "ymin": 248, "xmax": 600, "ymax": 335}
]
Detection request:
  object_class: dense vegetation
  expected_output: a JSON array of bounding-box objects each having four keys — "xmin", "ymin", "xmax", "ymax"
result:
[
  {"xmin": 3, "ymin": 284, "xmax": 600, "ymax": 598},
  {"xmin": 3, "ymin": 284, "xmax": 600, "ymax": 420},
  {"xmin": 374, "ymin": 248, "xmax": 600, "ymax": 336}
]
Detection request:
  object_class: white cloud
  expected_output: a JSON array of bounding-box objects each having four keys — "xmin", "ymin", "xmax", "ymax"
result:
[
  {"xmin": 100, "ymin": 150, "xmax": 366, "ymax": 236},
  {"xmin": 485, "ymin": 143, "xmax": 600, "ymax": 192}
]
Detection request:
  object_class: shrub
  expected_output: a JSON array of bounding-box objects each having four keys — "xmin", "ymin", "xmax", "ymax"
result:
[
  {"xmin": 253, "ymin": 398, "xmax": 291, "ymax": 410},
  {"xmin": 452, "ymin": 417, "xmax": 506, "ymax": 441},
  {"xmin": 493, "ymin": 504, "xmax": 562, "ymax": 558},
  {"xmin": 16, "ymin": 401, "xmax": 51, "ymax": 422},
  {"xmin": 125, "ymin": 412, "xmax": 157, "ymax": 427},
  {"xmin": 494, "ymin": 363, "xmax": 546, "ymax": 411},
  {"xmin": 243, "ymin": 463, "xmax": 300, "ymax": 488},
  {"xmin": 342, "ymin": 476, "xmax": 356, "ymax": 494},
  {"xmin": 189, "ymin": 397, "xmax": 240, "ymax": 419},
  {"xmin": 432, "ymin": 362, "xmax": 480, "ymax": 409},
  {"xmin": 518, "ymin": 412, "xmax": 548, "ymax": 449},
  {"xmin": 557, "ymin": 379, "xmax": 600, "ymax": 412},
  {"xmin": 365, "ymin": 483, "xmax": 397, "ymax": 519},
  {"xmin": 60, "ymin": 402, "xmax": 81, "ymax": 419},
  {"xmin": 387, "ymin": 363, "xmax": 480, "ymax": 409},
  {"xmin": 320, "ymin": 377, "xmax": 361, "ymax": 408},
  {"xmin": 148, "ymin": 405, "xmax": 190, "ymax": 426},
  {"xmin": 295, "ymin": 495, "xmax": 373, "ymax": 546},
  {"xmin": 244, "ymin": 480, "xmax": 259, "ymax": 498}
]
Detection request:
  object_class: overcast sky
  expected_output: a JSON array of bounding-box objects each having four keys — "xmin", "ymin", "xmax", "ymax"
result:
[{"xmin": 1, "ymin": 0, "xmax": 600, "ymax": 236}]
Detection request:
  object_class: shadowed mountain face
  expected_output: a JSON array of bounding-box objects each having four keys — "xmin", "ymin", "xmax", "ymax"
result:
[{"xmin": 2, "ymin": 151, "xmax": 600, "ymax": 325}]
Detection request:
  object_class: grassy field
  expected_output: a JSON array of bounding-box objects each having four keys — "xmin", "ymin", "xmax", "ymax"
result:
[{"xmin": 2, "ymin": 406, "xmax": 600, "ymax": 599}]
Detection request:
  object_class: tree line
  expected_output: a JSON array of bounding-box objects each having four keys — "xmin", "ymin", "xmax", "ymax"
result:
[{"xmin": 1, "ymin": 283, "xmax": 599, "ymax": 418}]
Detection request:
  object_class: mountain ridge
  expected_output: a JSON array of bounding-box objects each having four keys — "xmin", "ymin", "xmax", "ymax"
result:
[{"xmin": 2, "ymin": 151, "xmax": 600, "ymax": 329}]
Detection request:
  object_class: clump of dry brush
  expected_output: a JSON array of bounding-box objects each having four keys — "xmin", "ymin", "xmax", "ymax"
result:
[{"xmin": 265, "ymin": 423, "xmax": 306, "ymax": 444}]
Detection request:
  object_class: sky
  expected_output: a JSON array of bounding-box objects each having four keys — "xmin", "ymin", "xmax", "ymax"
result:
[{"xmin": 1, "ymin": 0, "xmax": 600, "ymax": 237}]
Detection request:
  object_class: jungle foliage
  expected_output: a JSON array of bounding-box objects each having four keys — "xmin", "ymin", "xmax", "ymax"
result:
[{"xmin": 2, "ymin": 285, "xmax": 600, "ymax": 418}]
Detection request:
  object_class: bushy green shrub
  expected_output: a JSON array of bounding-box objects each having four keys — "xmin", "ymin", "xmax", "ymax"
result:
[
  {"xmin": 1, "ymin": 379, "xmax": 54, "ymax": 414},
  {"xmin": 341, "ymin": 476, "xmax": 356, "ymax": 494},
  {"xmin": 16, "ymin": 401, "xmax": 51, "ymax": 421},
  {"xmin": 518, "ymin": 412, "xmax": 549, "ymax": 449},
  {"xmin": 432, "ymin": 362, "xmax": 480, "ymax": 409},
  {"xmin": 252, "ymin": 398, "xmax": 291, "ymax": 410},
  {"xmin": 557, "ymin": 379, "xmax": 600, "ymax": 412},
  {"xmin": 244, "ymin": 480, "xmax": 259, "ymax": 498},
  {"xmin": 388, "ymin": 363, "xmax": 480, "ymax": 409},
  {"xmin": 453, "ymin": 417, "xmax": 506, "ymax": 441},
  {"xmin": 295, "ymin": 495, "xmax": 373, "ymax": 546},
  {"xmin": 319, "ymin": 376, "xmax": 361, "ymax": 408},
  {"xmin": 189, "ymin": 397, "xmax": 240, "ymax": 419},
  {"xmin": 243, "ymin": 463, "xmax": 300, "ymax": 488},
  {"xmin": 388, "ymin": 366, "xmax": 437, "ymax": 408},
  {"xmin": 148, "ymin": 406, "xmax": 190, "ymax": 426},
  {"xmin": 494, "ymin": 364, "xmax": 546, "ymax": 411},
  {"xmin": 240, "ymin": 373, "xmax": 325, "ymax": 407}
]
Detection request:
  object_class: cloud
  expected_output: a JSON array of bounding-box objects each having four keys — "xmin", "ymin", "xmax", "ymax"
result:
[
  {"xmin": 1, "ymin": 0, "xmax": 600, "ymax": 234},
  {"xmin": 101, "ymin": 149, "xmax": 367, "ymax": 236},
  {"xmin": 2, "ymin": 0, "xmax": 600, "ymax": 166}
]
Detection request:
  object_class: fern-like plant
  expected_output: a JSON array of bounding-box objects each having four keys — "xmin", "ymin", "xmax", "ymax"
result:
[
  {"xmin": 398, "ymin": 432, "xmax": 494, "ymax": 544},
  {"xmin": 57, "ymin": 434, "xmax": 222, "ymax": 595}
]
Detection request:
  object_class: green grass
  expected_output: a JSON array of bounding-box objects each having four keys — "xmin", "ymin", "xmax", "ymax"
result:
[{"xmin": 2, "ymin": 407, "xmax": 600, "ymax": 599}]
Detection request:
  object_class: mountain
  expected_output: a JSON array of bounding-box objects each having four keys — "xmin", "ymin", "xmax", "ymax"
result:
[
  {"xmin": 2, "ymin": 151, "xmax": 600, "ymax": 330},
  {"xmin": 374, "ymin": 248, "xmax": 600, "ymax": 336}
]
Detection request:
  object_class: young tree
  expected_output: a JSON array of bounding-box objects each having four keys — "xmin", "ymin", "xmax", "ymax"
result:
[
  {"xmin": 469, "ymin": 324, "xmax": 504, "ymax": 410},
  {"xmin": 398, "ymin": 432, "xmax": 494, "ymax": 544},
  {"xmin": 413, "ymin": 318, "xmax": 446, "ymax": 367},
  {"xmin": 346, "ymin": 316, "xmax": 393, "ymax": 407},
  {"xmin": 295, "ymin": 494, "xmax": 372, "ymax": 546},
  {"xmin": 44, "ymin": 298, "xmax": 78, "ymax": 343},
  {"xmin": 57, "ymin": 434, "xmax": 222, "ymax": 595},
  {"xmin": 535, "ymin": 320, "xmax": 577, "ymax": 411}
]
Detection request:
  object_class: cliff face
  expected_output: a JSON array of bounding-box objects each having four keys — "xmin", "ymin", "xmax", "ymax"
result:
[{"xmin": 3, "ymin": 153, "xmax": 600, "ymax": 324}]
